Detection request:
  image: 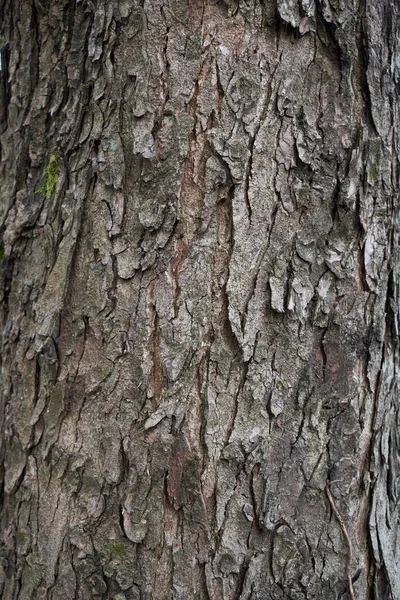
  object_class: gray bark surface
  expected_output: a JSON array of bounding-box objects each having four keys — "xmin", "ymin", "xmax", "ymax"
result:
[{"xmin": 0, "ymin": 1, "xmax": 399, "ymax": 599}]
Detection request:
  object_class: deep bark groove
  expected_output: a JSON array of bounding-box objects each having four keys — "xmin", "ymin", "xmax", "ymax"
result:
[{"xmin": 0, "ymin": 1, "xmax": 399, "ymax": 599}]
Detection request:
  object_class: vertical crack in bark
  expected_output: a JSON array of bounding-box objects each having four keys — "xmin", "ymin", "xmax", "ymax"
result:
[
  {"xmin": 326, "ymin": 480, "xmax": 356, "ymax": 600},
  {"xmin": 0, "ymin": 0, "xmax": 399, "ymax": 598}
]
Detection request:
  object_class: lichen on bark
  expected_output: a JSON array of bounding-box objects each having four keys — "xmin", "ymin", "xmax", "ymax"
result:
[{"xmin": 0, "ymin": 1, "xmax": 399, "ymax": 599}]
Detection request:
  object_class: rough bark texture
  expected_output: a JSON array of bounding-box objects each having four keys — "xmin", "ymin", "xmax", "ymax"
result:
[{"xmin": 0, "ymin": 1, "xmax": 399, "ymax": 599}]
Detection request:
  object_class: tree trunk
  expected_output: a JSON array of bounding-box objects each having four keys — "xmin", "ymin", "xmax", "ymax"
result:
[{"xmin": 0, "ymin": 1, "xmax": 399, "ymax": 599}]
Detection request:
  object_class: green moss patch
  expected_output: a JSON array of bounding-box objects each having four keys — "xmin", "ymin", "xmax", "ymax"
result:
[
  {"xmin": 38, "ymin": 154, "xmax": 60, "ymax": 199},
  {"xmin": 111, "ymin": 542, "xmax": 127, "ymax": 558}
]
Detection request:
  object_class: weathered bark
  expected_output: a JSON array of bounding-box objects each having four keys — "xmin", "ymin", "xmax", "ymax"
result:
[{"xmin": 0, "ymin": 1, "xmax": 399, "ymax": 599}]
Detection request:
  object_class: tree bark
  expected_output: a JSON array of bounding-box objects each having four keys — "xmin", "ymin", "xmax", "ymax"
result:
[{"xmin": 0, "ymin": 1, "xmax": 399, "ymax": 599}]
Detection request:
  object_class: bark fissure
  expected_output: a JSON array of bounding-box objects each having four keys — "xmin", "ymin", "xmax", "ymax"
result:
[{"xmin": 0, "ymin": 1, "xmax": 399, "ymax": 599}]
